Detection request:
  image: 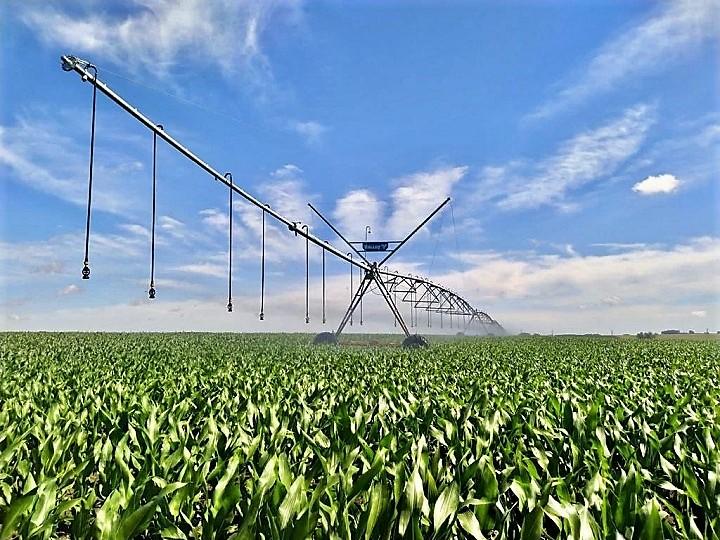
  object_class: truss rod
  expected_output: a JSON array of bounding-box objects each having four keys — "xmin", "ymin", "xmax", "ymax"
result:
[
  {"xmin": 378, "ymin": 197, "xmax": 450, "ymax": 266},
  {"xmin": 308, "ymin": 203, "xmax": 368, "ymax": 264}
]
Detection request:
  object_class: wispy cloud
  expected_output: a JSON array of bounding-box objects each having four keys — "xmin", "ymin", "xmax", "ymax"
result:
[
  {"xmin": 632, "ymin": 173, "xmax": 680, "ymax": 195},
  {"xmin": 5, "ymin": 236, "xmax": 718, "ymax": 335},
  {"xmin": 441, "ymin": 236, "xmax": 720, "ymax": 333},
  {"xmin": 20, "ymin": 0, "xmax": 302, "ymax": 84},
  {"xmin": 159, "ymin": 216, "xmax": 188, "ymax": 239},
  {"xmin": 324, "ymin": 166, "xmax": 466, "ymax": 242},
  {"xmin": 119, "ymin": 224, "xmax": 151, "ymax": 239},
  {"xmin": 387, "ymin": 166, "xmax": 467, "ymax": 237},
  {"xmin": 530, "ymin": 0, "xmax": 719, "ymax": 119},
  {"xmin": 235, "ymin": 164, "xmax": 316, "ymax": 261},
  {"xmin": 200, "ymin": 209, "xmax": 230, "ymax": 232},
  {"xmin": 472, "ymin": 104, "xmax": 654, "ymax": 211},
  {"xmin": 290, "ymin": 121, "xmax": 328, "ymax": 145},
  {"xmin": 175, "ymin": 263, "xmax": 226, "ymax": 278},
  {"xmin": 332, "ymin": 190, "xmax": 385, "ymax": 239},
  {"xmin": 0, "ymin": 115, "xmax": 143, "ymax": 215},
  {"xmin": 58, "ymin": 284, "xmax": 81, "ymax": 296}
]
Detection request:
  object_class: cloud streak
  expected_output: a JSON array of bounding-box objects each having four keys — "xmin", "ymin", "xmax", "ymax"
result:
[
  {"xmin": 4, "ymin": 236, "xmax": 718, "ymax": 335},
  {"xmin": 20, "ymin": 0, "xmax": 302, "ymax": 83},
  {"xmin": 472, "ymin": 104, "xmax": 654, "ymax": 211},
  {"xmin": 0, "ymin": 116, "xmax": 143, "ymax": 215},
  {"xmin": 290, "ymin": 121, "xmax": 328, "ymax": 145},
  {"xmin": 530, "ymin": 0, "xmax": 719, "ymax": 119}
]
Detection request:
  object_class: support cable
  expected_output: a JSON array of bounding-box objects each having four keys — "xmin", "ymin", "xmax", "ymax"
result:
[
  {"xmin": 259, "ymin": 208, "xmax": 266, "ymax": 320},
  {"xmin": 225, "ymin": 172, "xmax": 233, "ymax": 312},
  {"xmin": 148, "ymin": 126, "xmax": 162, "ymax": 298},
  {"xmin": 322, "ymin": 243, "xmax": 327, "ymax": 324},
  {"xmin": 303, "ymin": 224, "xmax": 310, "ymax": 323},
  {"xmin": 81, "ymin": 64, "xmax": 98, "ymax": 280}
]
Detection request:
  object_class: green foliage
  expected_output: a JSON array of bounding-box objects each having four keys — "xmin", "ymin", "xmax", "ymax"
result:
[{"xmin": 0, "ymin": 333, "xmax": 718, "ymax": 538}]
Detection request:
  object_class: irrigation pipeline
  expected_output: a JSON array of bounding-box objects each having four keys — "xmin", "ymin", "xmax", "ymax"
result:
[
  {"xmin": 62, "ymin": 55, "xmax": 364, "ymax": 272},
  {"xmin": 61, "ymin": 55, "xmax": 502, "ymax": 331}
]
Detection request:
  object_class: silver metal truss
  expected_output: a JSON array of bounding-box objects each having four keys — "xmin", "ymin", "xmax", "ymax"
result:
[{"xmin": 60, "ymin": 54, "xmax": 503, "ymax": 341}]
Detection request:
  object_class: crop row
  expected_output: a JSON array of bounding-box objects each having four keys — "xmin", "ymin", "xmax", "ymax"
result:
[{"xmin": 0, "ymin": 334, "xmax": 718, "ymax": 538}]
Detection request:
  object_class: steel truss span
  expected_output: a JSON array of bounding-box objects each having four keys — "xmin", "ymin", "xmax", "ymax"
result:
[{"xmin": 60, "ymin": 54, "xmax": 504, "ymax": 342}]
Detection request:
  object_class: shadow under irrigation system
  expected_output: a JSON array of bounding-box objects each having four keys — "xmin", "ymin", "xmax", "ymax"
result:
[{"xmin": 61, "ymin": 54, "xmax": 504, "ymax": 347}]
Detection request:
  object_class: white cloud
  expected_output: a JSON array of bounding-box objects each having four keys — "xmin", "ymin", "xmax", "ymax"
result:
[
  {"xmin": 472, "ymin": 105, "xmax": 653, "ymax": 211},
  {"xmin": 332, "ymin": 190, "xmax": 385, "ymax": 238},
  {"xmin": 592, "ymin": 242, "xmax": 650, "ymax": 252},
  {"xmin": 261, "ymin": 164, "xmax": 314, "ymax": 222},
  {"xmin": 119, "ymin": 224, "xmax": 151, "ymax": 239},
  {"xmin": 20, "ymin": 0, "xmax": 301, "ymax": 82},
  {"xmin": 531, "ymin": 0, "xmax": 720, "ymax": 118},
  {"xmin": 59, "ymin": 284, "xmax": 81, "ymax": 296},
  {"xmin": 632, "ymin": 174, "xmax": 680, "ymax": 195},
  {"xmin": 159, "ymin": 216, "xmax": 187, "ymax": 238},
  {"xmin": 234, "ymin": 164, "xmax": 316, "ymax": 261},
  {"xmin": 5, "ymin": 236, "xmax": 719, "ymax": 335},
  {"xmin": 200, "ymin": 208, "xmax": 230, "ymax": 232},
  {"xmin": 441, "ymin": 236, "xmax": 720, "ymax": 333},
  {"xmin": 175, "ymin": 263, "xmax": 226, "ymax": 278},
  {"xmin": 387, "ymin": 166, "xmax": 467, "ymax": 237},
  {"xmin": 691, "ymin": 310, "xmax": 707, "ymax": 318},
  {"xmin": 290, "ymin": 121, "xmax": 328, "ymax": 145}
]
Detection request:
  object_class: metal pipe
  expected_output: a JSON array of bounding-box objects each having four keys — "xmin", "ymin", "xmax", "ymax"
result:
[
  {"xmin": 225, "ymin": 171, "xmax": 233, "ymax": 312},
  {"xmin": 259, "ymin": 208, "xmax": 266, "ymax": 321},
  {"xmin": 61, "ymin": 55, "xmax": 368, "ymax": 272},
  {"xmin": 148, "ymin": 128, "xmax": 158, "ymax": 299},
  {"xmin": 81, "ymin": 63, "xmax": 98, "ymax": 280}
]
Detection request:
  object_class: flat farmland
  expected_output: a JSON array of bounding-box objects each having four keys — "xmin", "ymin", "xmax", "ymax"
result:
[{"xmin": 0, "ymin": 334, "xmax": 718, "ymax": 538}]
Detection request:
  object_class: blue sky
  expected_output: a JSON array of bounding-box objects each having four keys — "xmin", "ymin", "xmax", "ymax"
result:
[{"xmin": 1, "ymin": 0, "xmax": 718, "ymax": 334}]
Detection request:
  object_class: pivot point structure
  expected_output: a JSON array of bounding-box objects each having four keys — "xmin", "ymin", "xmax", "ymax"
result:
[{"xmin": 60, "ymin": 54, "xmax": 504, "ymax": 345}]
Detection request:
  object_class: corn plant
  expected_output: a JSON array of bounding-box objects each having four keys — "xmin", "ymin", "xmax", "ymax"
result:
[{"xmin": 0, "ymin": 333, "xmax": 718, "ymax": 538}]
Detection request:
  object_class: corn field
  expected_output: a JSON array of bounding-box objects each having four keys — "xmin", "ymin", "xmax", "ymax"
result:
[{"xmin": 0, "ymin": 333, "xmax": 718, "ymax": 538}]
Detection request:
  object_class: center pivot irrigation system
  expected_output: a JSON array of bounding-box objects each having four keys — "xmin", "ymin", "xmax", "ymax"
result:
[{"xmin": 61, "ymin": 55, "xmax": 503, "ymax": 346}]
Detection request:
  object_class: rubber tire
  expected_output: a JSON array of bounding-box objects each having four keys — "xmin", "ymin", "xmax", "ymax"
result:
[
  {"xmin": 402, "ymin": 335, "xmax": 429, "ymax": 348},
  {"xmin": 313, "ymin": 332, "xmax": 338, "ymax": 345}
]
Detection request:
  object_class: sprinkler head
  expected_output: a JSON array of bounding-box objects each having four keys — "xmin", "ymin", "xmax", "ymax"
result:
[
  {"xmin": 148, "ymin": 287, "xmax": 156, "ymax": 299},
  {"xmin": 227, "ymin": 301, "xmax": 233, "ymax": 312},
  {"xmin": 305, "ymin": 316, "xmax": 310, "ymax": 324},
  {"xmin": 81, "ymin": 264, "xmax": 90, "ymax": 280},
  {"xmin": 259, "ymin": 312, "xmax": 264, "ymax": 321}
]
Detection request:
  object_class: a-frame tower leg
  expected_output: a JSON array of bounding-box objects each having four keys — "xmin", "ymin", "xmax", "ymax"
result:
[{"xmin": 335, "ymin": 267, "xmax": 411, "ymax": 339}]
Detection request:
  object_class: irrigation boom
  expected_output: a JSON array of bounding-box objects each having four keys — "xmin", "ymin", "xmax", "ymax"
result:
[{"xmin": 60, "ymin": 54, "xmax": 503, "ymax": 344}]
